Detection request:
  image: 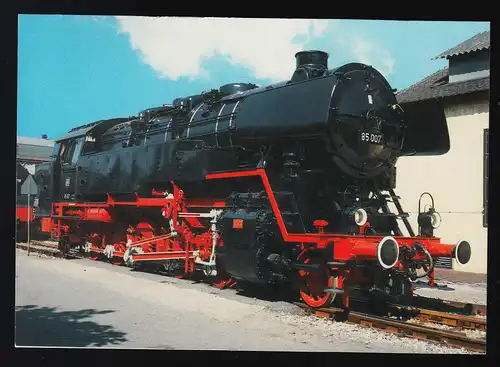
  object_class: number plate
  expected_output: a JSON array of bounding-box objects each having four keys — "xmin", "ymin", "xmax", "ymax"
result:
[
  {"xmin": 359, "ymin": 131, "xmax": 384, "ymax": 145},
  {"xmin": 233, "ymin": 219, "xmax": 243, "ymax": 229}
]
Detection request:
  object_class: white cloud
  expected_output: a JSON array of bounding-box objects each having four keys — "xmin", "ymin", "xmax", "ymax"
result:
[
  {"xmin": 115, "ymin": 16, "xmax": 332, "ymax": 82},
  {"xmin": 115, "ymin": 17, "xmax": 395, "ymax": 82},
  {"xmin": 311, "ymin": 19, "xmax": 329, "ymax": 37},
  {"xmin": 349, "ymin": 37, "xmax": 395, "ymax": 77}
]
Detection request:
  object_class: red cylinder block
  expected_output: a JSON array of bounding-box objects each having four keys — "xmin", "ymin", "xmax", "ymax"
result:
[{"xmin": 84, "ymin": 208, "xmax": 113, "ymax": 223}]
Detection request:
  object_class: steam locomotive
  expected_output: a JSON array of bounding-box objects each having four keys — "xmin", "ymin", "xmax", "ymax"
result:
[{"xmin": 31, "ymin": 50, "xmax": 471, "ymax": 309}]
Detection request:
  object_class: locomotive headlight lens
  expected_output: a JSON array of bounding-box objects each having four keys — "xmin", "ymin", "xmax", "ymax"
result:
[
  {"xmin": 354, "ymin": 208, "xmax": 368, "ymax": 226},
  {"xmin": 418, "ymin": 209, "xmax": 441, "ymax": 229},
  {"xmin": 430, "ymin": 211, "xmax": 441, "ymax": 229}
]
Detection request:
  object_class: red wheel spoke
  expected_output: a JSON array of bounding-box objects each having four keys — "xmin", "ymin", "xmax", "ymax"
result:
[{"xmin": 297, "ymin": 250, "xmax": 335, "ymax": 308}]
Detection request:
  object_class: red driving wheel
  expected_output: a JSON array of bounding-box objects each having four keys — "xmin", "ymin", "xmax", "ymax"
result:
[
  {"xmin": 110, "ymin": 243, "xmax": 126, "ymax": 266},
  {"xmin": 297, "ymin": 251, "xmax": 335, "ymax": 308}
]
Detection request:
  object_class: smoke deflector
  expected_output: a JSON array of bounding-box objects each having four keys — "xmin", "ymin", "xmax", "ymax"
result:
[{"xmin": 399, "ymin": 99, "xmax": 451, "ymax": 156}]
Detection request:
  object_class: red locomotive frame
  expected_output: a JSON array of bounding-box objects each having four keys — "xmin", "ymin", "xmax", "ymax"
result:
[
  {"xmin": 16, "ymin": 206, "xmax": 49, "ymax": 240},
  {"xmin": 40, "ymin": 167, "xmax": 467, "ymax": 309}
]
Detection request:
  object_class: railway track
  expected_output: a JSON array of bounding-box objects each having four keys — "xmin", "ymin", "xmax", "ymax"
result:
[
  {"xmin": 413, "ymin": 295, "xmax": 486, "ymax": 316},
  {"xmin": 294, "ymin": 302, "xmax": 486, "ymax": 353},
  {"xmin": 405, "ymin": 307, "xmax": 486, "ymax": 331},
  {"xmin": 16, "ymin": 240, "xmax": 487, "ymax": 352},
  {"xmin": 15, "ymin": 240, "xmax": 85, "ymax": 259}
]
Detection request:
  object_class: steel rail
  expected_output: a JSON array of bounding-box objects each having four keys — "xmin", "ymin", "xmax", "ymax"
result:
[
  {"xmin": 411, "ymin": 295, "xmax": 487, "ymax": 316},
  {"xmin": 15, "ymin": 241, "xmax": 84, "ymax": 259},
  {"xmin": 409, "ymin": 307, "xmax": 486, "ymax": 331},
  {"xmin": 294, "ymin": 302, "xmax": 486, "ymax": 353}
]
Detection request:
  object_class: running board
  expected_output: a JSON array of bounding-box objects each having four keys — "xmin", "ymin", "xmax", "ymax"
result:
[
  {"xmin": 292, "ymin": 263, "xmax": 322, "ymax": 271},
  {"xmin": 324, "ymin": 288, "xmax": 345, "ymax": 294},
  {"xmin": 293, "ymin": 261, "xmax": 347, "ymax": 271},
  {"xmin": 128, "ymin": 233, "xmax": 175, "ymax": 248},
  {"xmin": 327, "ymin": 261, "xmax": 346, "ymax": 267},
  {"xmin": 131, "ymin": 251, "xmax": 196, "ymax": 262},
  {"xmin": 87, "ymin": 247, "xmax": 125, "ymax": 257}
]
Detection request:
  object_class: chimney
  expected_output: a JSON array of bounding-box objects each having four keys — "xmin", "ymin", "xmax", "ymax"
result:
[
  {"xmin": 42, "ymin": 134, "xmax": 47, "ymax": 139},
  {"xmin": 295, "ymin": 50, "xmax": 329, "ymax": 70},
  {"xmin": 291, "ymin": 50, "xmax": 329, "ymax": 83}
]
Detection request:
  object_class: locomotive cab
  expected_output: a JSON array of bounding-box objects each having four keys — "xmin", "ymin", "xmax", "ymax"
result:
[
  {"xmin": 33, "ymin": 161, "xmax": 53, "ymax": 217},
  {"xmin": 55, "ymin": 137, "xmax": 84, "ymax": 201}
]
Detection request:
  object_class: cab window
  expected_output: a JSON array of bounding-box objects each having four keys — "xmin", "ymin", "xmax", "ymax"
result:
[
  {"xmin": 52, "ymin": 143, "xmax": 61, "ymax": 159},
  {"xmin": 71, "ymin": 139, "xmax": 84, "ymax": 165},
  {"xmin": 82, "ymin": 135, "xmax": 97, "ymax": 154},
  {"xmin": 58, "ymin": 143, "xmax": 67, "ymax": 160},
  {"xmin": 60, "ymin": 139, "xmax": 82, "ymax": 166},
  {"xmin": 59, "ymin": 139, "xmax": 83, "ymax": 165}
]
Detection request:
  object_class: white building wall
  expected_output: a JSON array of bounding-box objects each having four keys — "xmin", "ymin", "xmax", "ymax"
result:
[{"xmin": 388, "ymin": 99, "xmax": 489, "ymax": 274}]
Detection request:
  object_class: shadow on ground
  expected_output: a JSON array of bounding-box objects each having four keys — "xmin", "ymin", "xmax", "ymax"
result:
[{"xmin": 15, "ymin": 305, "xmax": 128, "ymax": 347}]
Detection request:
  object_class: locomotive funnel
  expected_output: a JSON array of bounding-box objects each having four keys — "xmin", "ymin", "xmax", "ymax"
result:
[
  {"xmin": 294, "ymin": 50, "xmax": 329, "ymax": 70},
  {"xmin": 377, "ymin": 236, "xmax": 400, "ymax": 269}
]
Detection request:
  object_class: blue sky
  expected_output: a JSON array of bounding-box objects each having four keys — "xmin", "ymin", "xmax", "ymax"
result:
[{"xmin": 17, "ymin": 15, "xmax": 490, "ymax": 139}]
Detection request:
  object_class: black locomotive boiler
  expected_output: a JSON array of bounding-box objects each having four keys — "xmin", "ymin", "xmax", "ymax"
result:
[{"xmin": 33, "ymin": 50, "xmax": 471, "ymax": 309}]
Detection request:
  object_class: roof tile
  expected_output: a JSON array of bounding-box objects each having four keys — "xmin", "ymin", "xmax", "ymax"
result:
[
  {"xmin": 396, "ymin": 66, "xmax": 489, "ymax": 104},
  {"xmin": 432, "ymin": 31, "xmax": 490, "ymax": 60},
  {"xmin": 16, "ymin": 144, "xmax": 54, "ymax": 161}
]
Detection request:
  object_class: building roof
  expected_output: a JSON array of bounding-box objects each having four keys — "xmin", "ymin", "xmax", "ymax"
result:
[
  {"xmin": 396, "ymin": 67, "xmax": 489, "ymax": 104},
  {"xmin": 432, "ymin": 31, "xmax": 490, "ymax": 60},
  {"xmin": 397, "ymin": 30, "xmax": 490, "ymax": 104},
  {"xmin": 17, "ymin": 136, "xmax": 55, "ymax": 162},
  {"xmin": 17, "ymin": 136, "xmax": 54, "ymax": 147}
]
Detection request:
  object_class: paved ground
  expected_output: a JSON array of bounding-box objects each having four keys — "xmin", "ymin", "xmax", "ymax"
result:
[
  {"xmin": 15, "ymin": 249, "xmax": 479, "ymax": 353},
  {"xmin": 411, "ymin": 268, "xmax": 487, "ymax": 306},
  {"xmin": 412, "ymin": 278, "xmax": 487, "ymax": 306},
  {"xmin": 433, "ymin": 268, "xmax": 487, "ymax": 285}
]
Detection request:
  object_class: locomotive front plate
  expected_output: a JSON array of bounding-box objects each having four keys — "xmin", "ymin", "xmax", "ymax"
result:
[{"xmin": 358, "ymin": 130, "xmax": 384, "ymax": 146}]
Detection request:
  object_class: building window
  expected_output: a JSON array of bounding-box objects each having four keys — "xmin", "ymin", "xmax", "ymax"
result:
[{"xmin": 483, "ymin": 128, "xmax": 489, "ymax": 227}]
